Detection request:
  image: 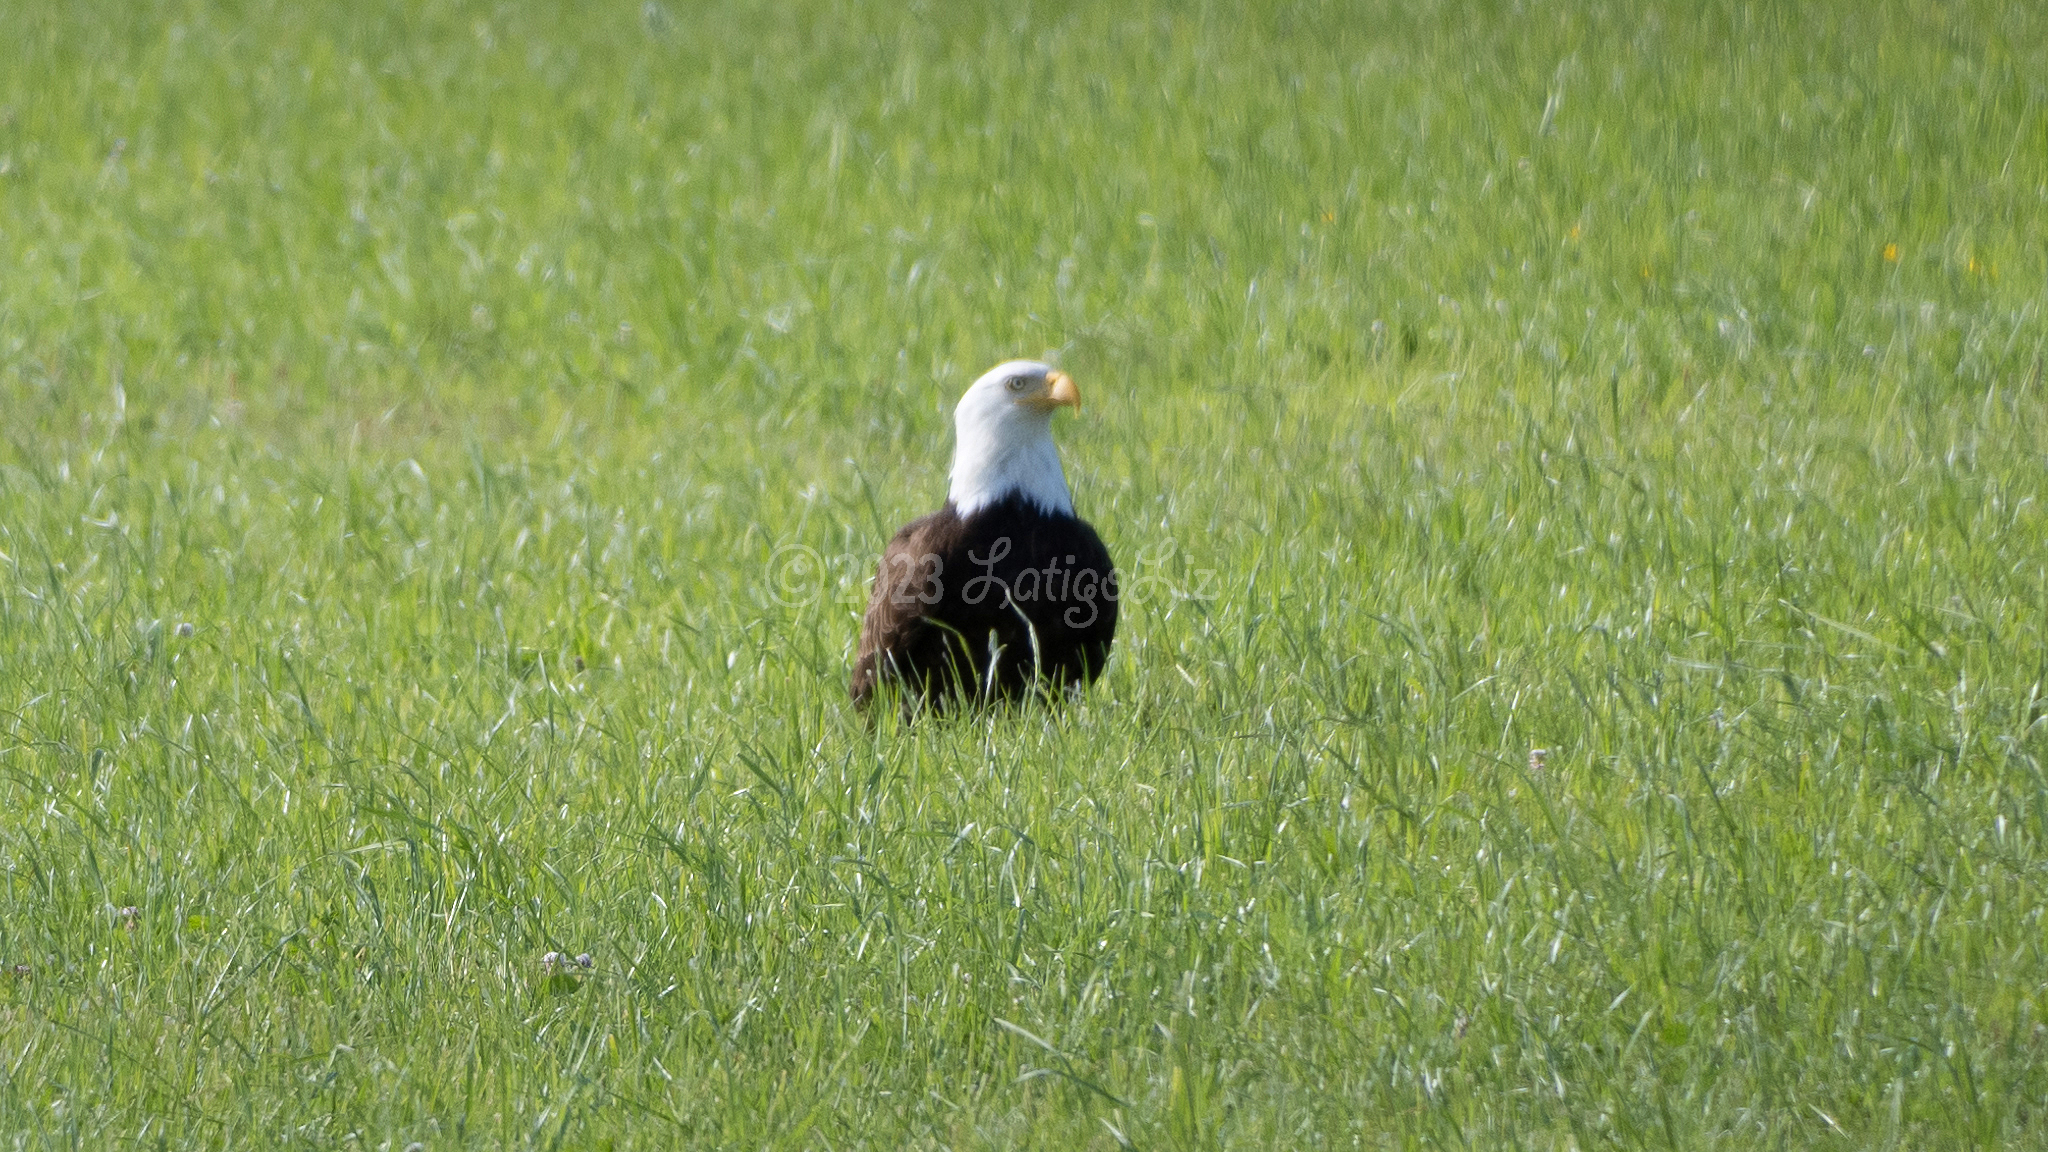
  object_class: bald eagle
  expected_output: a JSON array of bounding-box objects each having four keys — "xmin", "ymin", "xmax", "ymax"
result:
[{"xmin": 851, "ymin": 361, "xmax": 1118, "ymax": 712}]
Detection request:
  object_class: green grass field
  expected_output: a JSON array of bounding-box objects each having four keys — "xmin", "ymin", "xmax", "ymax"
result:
[{"xmin": 4, "ymin": 0, "xmax": 2047, "ymax": 1146}]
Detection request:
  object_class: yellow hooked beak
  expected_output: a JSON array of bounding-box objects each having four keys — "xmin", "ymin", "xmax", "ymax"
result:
[{"xmin": 1043, "ymin": 370, "xmax": 1081, "ymax": 412}]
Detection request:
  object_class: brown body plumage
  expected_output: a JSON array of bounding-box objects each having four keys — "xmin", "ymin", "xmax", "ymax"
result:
[{"xmin": 851, "ymin": 494, "xmax": 1118, "ymax": 710}]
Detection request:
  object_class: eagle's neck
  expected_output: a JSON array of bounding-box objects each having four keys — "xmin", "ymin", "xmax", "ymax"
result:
[{"xmin": 948, "ymin": 420, "xmax": 1074, "ymax": 518}]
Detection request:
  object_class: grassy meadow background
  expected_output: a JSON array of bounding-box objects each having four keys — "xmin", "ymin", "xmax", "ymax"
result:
[{"xmin": 4, "ymin": 0, "xmax": 2048, "ymax": 1145}]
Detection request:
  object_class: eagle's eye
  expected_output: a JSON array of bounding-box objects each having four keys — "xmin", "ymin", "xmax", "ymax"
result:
[{"xmin": 1006, "ymin": 376, "xmax": 1032, "ymax": 393}]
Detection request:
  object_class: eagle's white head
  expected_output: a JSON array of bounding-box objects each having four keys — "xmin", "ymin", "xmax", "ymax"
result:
[{"xmin": 947, "ymin": 359, "xmax": 1082, "ymax": 517}]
